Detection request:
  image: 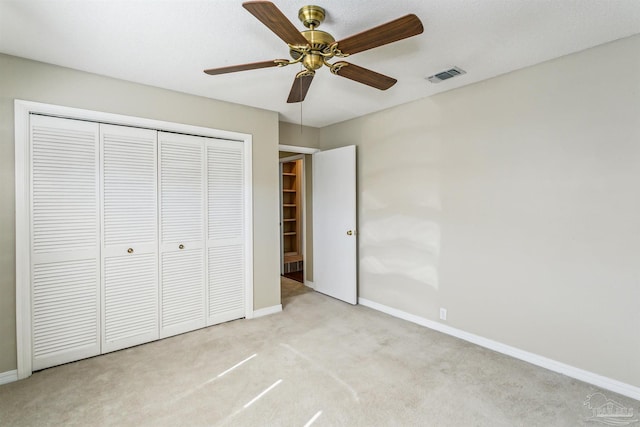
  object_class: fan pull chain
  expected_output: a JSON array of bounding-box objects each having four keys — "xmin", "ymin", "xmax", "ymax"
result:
[{"xmin": 300, "ymin": 65, "xmax": 304, "ymax": 132}]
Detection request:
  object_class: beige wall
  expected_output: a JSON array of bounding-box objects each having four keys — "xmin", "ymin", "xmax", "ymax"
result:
[
  {"xmin": 279, "ymin": 122, "xmax": 320, "ymax": 149},
  {"xmin": 0, "ymin": 54, "xmax": 281, "ymax": 373},
  {"xmin": 279, "ymin": 151, "xmax": 298, "ymax": 158},
  {"xmin": 318, "ymin": 35, "xmax": 640, "ymax": 387}
]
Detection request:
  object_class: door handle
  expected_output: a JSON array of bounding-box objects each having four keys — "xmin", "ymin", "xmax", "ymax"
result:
[
  {"xmin": 179, "ymin": 244, "xmax": 184, "ymax": 250},
  {"xmin": 347, "ymin": 230, "xmax": 353, "ymax": 236},
  {"xmin": 127, "ymin": 248, "xmax": 134, "ymax": 254}
]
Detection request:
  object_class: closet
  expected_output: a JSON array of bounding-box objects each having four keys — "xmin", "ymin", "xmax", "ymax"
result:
[{"xmin": 28, "ymin": 114, "xmax": 246, "ymax": 370}]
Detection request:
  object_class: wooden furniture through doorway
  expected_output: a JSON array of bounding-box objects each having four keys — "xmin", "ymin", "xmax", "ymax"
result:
[{"xmin": 281, "ymin": 159, "xmax": 303, "ymax": 275}]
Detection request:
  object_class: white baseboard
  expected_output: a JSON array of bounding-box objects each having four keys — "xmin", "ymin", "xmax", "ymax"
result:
[
  {"xmin": 305, "ymin": 280, "xmax": 315, "ymax": 289},
  {"xmin": 358, "ymin": 298, "xmax": 640, "ymax": 401},
  {"xmin": 0, "ymin": 370, "xmax": 18, "ymax": 385},
  {"xmin": 253, "ymin": 304, "xmax": 282, "ymax": 318}
]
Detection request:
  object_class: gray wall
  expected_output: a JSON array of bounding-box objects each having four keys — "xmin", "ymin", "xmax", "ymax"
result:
[
  {"xmin": 318, "ymin": 35, "xmax": 640, "ymax": 387},
  {"xmin": 0, "ymin": 54, "xmax": 281, "ymax": 373}
]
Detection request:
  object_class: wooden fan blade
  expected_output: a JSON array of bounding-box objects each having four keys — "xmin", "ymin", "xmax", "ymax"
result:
[
  {"xmin": 204, "ymin": 60, "xmax": 280, "ymax": 75},
  {"xmin": 287, "ymin": 74, "xmax": 314, "ymax": 103},
  {"xmin": 335, "ymin": 14, "xmax": 423, "ymax": 55},
  {"xmin": 333, "ymin": 62, "xmax": 397, "ymax": 90},
  {"xmin": 243, "ymin": 1, "xmax": 309, "ymax": 46}
]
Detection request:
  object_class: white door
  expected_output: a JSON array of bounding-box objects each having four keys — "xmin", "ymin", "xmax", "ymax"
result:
[
  {"xmin": 101, "ymin": 124, "xmax": 159, "ymax": 353},
  {"xmin": 30, "ymin": 115, "xmax": 101, "ymax": 370},
  {"xmin": 313, "ymin": 145, "xmax": 357, "ymax": 304},
  {"xmin": 206, "ymin": 140, "xmax": 246, "ymax": 325},
  {"xmin": 158, "ymin": 132, "xmax": 206, "ymax": 338}
]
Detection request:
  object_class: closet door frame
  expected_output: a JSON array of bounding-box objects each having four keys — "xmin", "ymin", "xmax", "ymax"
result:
[{"xmin": 15, "ymin": 100, "xmax": 254, "ymax": 380}]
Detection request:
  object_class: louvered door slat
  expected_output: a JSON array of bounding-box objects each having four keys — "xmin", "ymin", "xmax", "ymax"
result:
[
  {"xmin": 160, "ymin": 138, "xmax": 204, "ymax": 243},
  {"xmin": 32, "ymin": 259, "xmax": 99, "ymax": 369},
  {"xmin": 208, "ymin": 245, "xmax": 244, "ymax": 320},
  {"xmin": 32, "ymin": 118, "xmax": 99, "ymax": 255},
  {"xmin": 208, "ymin": 145, "xmax": 244, "ymax": 242},
  {"xmin": 102, "ymin": 254, "xmax": 158, "ymax": 352},
  {"xmin": 102, "ymin": 125, "xmax": 157, "ymax": 247},
  {"xmin": 161, "ymin": 249, "xmax": 205, "ymax": 333},
  {"xmin": 206, "ymin": 141, "xmax": 245, "ymax": 325},
  {"xmin": 101, "ymin": 124, "xmax": 158, "ymax": 353},
  {"xmin": 30, "ymin": 115, "xmax": 100, "ymax": 370},
  {"xmin": 158, "ymin": 133, "xmax": 206, "ymax": 338},
  {"xmin": 104, "ymin": 254, "xmax": 157, "ymax": 342}
]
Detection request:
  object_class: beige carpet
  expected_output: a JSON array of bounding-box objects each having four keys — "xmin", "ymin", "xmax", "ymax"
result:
[
  {"xmin": 281, "ymin": 275, "xmax": 312, "ymax": 304},
  {"xmin": 0, "ymin": 279, "xmax": 637, "ymax": 426}
]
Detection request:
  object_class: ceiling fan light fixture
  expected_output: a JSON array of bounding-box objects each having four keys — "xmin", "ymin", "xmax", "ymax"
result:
[{"xmin": 205, "ymin": 2, "xmax": 424, "ymax": 103}]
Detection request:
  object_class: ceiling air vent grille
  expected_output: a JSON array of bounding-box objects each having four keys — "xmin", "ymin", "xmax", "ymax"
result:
[{"xmin": 426, "ymin": 66, "xmax": 466, "ymax": 84}]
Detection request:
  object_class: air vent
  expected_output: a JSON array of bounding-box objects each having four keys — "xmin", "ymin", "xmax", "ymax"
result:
[{"xmin": 426, "ymin": 66, "xmax": 466, "ymax": 84}]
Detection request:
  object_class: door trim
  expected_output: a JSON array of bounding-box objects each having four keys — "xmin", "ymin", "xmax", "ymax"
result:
[
  {"xmin": 15, "ymin": 100, "xmax": 254, "ymax": 379},
  {"xmin": 278, "ymin": 144, "xmax": 319, "ymax": 155},
  {"xmin": 278, "ymin": 144, "xmax": 321, "ymax": 289}
]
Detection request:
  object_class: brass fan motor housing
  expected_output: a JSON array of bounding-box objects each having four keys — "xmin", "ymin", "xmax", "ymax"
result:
[
  {"xmin": 301, "ymin": 29, "xmax": 335, "ymax": 51},
  {"xmin": 290, "ymin": 29, "xmax": 336, "ymax": 70}
]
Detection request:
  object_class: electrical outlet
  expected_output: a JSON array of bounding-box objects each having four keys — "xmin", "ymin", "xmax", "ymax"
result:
[{"xmin": 439, "ymin": 308, "xmax": 447, "ymax": 321}]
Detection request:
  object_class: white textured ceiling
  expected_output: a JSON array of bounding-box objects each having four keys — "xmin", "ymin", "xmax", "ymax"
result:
[{"xmin": 1, "ymin": 0, "xmax": 639, "ymax": 127}]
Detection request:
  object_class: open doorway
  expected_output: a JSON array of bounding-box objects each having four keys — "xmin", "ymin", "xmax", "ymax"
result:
[
  {"xmin": 279, "ymin": 154, "xmax": 304, "ymax": 283},
  {"xmin": 279, "ymin": 145, "xmax": 319, "ymax": 306}
]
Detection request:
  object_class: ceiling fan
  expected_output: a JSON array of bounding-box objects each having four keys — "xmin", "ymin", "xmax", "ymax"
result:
[{"xmin": 204, "ymin": 1, "xmax": 424, "ymax": 103}]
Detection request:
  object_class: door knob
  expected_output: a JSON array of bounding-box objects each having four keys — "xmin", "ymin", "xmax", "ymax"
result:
[
  {"xmin": 127, "ymin": 248, "xmax": 134, "ymax": 254},
  {"xmin": 347, "ymin": 230, "xmax": 353, "ymax": 236},
  {"xmin": 179, "ymin": 244, "xmax": 184, "ymax": 250}
]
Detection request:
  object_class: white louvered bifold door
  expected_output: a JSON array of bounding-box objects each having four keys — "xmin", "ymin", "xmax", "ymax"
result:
[
  {"xmin": 158, "ymin": 132, "xmax": 206, "ymax": 338},
  {"xmin": 30, "ymin": 115, "xmax": 101, "ymax": 370},
  {"xmin": 206, "ymin": 140, "xmax": 246, "ymax": 326},
  {"xmin": 100, "ymin": 124, "xmax": 159, "ymax": 353}
]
